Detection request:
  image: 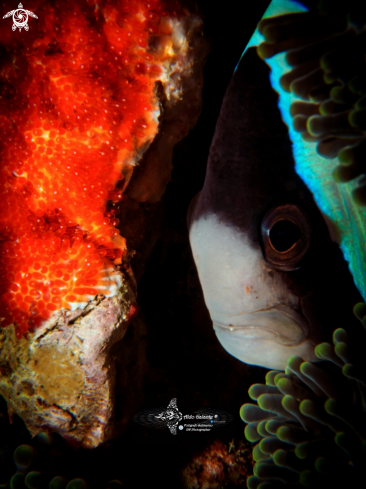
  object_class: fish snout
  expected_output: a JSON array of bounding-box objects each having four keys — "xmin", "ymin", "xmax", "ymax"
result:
[{"xmin": 212, "ymin": 305, "xmax": 318, "ymax": 369}]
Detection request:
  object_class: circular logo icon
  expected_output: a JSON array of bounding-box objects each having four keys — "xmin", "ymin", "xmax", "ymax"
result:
[{"xmin": 12, "ymin": 9, "xmax": 28, "ymax": 30}]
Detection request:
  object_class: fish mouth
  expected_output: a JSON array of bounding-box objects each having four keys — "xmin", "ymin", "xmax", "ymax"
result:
[{"xmin": 212, "ymin": 304, "xmax": 309, "ymax": 346}]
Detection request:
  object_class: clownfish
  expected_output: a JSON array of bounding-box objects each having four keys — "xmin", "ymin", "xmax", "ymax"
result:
[{"xmin": 188, "ymin": 0, "xmax": 365, "ymax": 369}]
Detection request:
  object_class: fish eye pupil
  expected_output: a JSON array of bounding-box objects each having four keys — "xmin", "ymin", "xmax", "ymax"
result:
[{"xmin": 269, "ymin": 219, "xmax": 301, "ymax": 252}]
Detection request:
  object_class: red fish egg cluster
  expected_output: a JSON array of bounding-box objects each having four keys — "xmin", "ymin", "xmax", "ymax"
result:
[{"xmin": 0, "ymin": 0, "xmax": 188, "ymax": 338}]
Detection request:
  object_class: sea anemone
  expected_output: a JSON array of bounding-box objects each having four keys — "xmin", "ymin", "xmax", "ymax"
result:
[
  {"xmin": 251, "ymin": 0, "xmax": 366, "ymax": 309},
  {"xmin": 0, "ymin": 410, "xmax": 125, "ymax": 488},
  {"xmin": 240, "ymin": 302, "xmax": 366, "ymax": 488},
  {"xmin": 257, "ymin": 1, "xmax": 366, "ymax": 205}
]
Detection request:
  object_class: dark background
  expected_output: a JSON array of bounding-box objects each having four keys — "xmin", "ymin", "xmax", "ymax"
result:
[{"xmin": 102, "ymin": 1, "xmax": 273, "ymax": 487}]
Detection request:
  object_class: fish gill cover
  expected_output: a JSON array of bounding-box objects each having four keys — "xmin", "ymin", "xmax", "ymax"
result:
[
  {"xmin": 0, "ymin": 0, "xmax": 200, "ymax": 339},
  {"xmin": 242, "ymin": 0, "xmax": 366, "ymax": 301}
]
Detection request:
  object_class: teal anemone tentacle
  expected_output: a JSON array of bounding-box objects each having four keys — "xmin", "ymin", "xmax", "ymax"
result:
[{"xmin": 239, "ymin": 0, "xmax": 366, "ymax": 301}]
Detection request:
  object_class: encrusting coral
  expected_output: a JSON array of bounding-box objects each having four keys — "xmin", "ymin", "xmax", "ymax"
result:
[
  {"xmin": 181, "ymin": 439, "xmax": 254, "ymax": 489},
  {"xmin": 240, "ymin": 302, "xmax": 366, "ymax": 489},
  {"xmin": 257, "ymin": 0, "xmax": 366, "ymax": 205}
]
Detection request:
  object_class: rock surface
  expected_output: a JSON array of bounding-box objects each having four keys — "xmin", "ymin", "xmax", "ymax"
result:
[
  {"xmin": 126, "ymin": 14, "xmax": 209, "ymax": 202},
  {"xmin": 0, "ymin": 275, "xmax": 137, "ymax": 449}
]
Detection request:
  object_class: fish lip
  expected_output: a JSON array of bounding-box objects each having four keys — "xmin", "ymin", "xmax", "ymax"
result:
[
  {"xmin": 214, "ymin": 323, "xmax": 297, "ymax": 345},
  {"xmin": 212, "ymin": 304, "xmax": 309, "ymax": 346}
]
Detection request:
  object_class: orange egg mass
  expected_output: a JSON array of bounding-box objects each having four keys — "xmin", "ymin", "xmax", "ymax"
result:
[{"xmin": 0, "ymin": 0, "xmax": 187, "ymax": 338}]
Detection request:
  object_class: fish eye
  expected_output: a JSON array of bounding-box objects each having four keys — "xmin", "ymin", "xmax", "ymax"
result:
[
  {"xmin": 261, "ymin": 204, "xmax": 311, "ymax": 271},
  {"xmin": 269, "ymin": 220, "xmax": 301, "ymax": 252}
]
